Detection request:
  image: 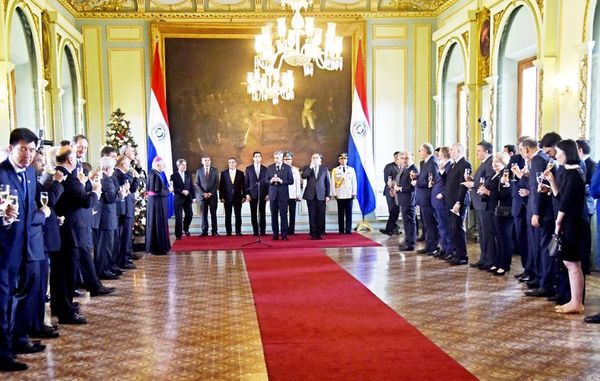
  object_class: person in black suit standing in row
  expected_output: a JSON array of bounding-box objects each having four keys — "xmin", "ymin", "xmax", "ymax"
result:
[
  {"xmin": 266, "ymin": 151, "xmax": 294, "ymax": 240},
  {"xmin": 395, "ymin": 152, "xmax": 417, "ymax": 251},
  {"xmin": 114, "ymin": 155, "xmax": 139, "ymax": 269},
  {"xmin": 381, "ymin": 151, "xmax": 401, "ymax": 235},
  {"xmin": 219, "ymin": 158, "xmax": 246, "ymax": 236},
  {"xmin": 414, "ymin": 143, "xmax": 440, "ymax": 255},
  {"xmin": 245, "ymin": 152, "xmax": 268, "ymax": 236},
  {"xmin": 444, "ymin": 143, "xmax": 472, "ymax": 265},
  {"xmin": 196, "ymin": 155, "xmax": 219, "ymax": 236},
  {"xmin": 170, "ymin": 159, "xmax": 195, "ymax": 240},
  {"xmin": 302, "ymin": 153, "xmax": 331, "ymax": 240}
]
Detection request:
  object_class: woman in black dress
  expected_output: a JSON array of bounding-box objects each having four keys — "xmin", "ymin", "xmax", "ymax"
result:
[
  {"xmin": 146, "ymin": 157, "xmax": 172, "ymax": 255},
  {"xmin": 478, "ymin": 152, "xmax": 513, "ymax": 276},
  {"xmin": 545, "ymin": 139, "xmax": 588, "ymax": 314}
]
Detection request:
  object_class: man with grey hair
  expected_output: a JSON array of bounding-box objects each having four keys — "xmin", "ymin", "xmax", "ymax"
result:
[
  {"xmin": 171, "ymin": 158, "xmax": 195, "ymax": 239},
  {"xmin": 266, "ymin": 151, "xmax": 294, "ymax": 240}
]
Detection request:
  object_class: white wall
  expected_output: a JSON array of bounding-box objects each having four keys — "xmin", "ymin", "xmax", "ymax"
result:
[{"xmin": 442, "ymin": 43, "xmax": 465, "ymax": 145}]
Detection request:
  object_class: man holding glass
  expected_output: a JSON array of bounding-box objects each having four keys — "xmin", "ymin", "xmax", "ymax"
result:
[{"xmin": 266, "ymin": 151, "xmax": 294, "ymax": 240}]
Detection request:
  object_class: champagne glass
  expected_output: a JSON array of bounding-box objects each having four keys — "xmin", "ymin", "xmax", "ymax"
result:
[
  {"xmin": 536, "ymin": 171, "xmax": 545, "ymax": 185},
  {"xmin": 76, "ymin": 167, "xmax": 83, "ymax": 177},
  {"xmin": 464, "ymin": 168, "xmax": 472, "ymax": 181},
  {"xmin": 40, "ymin": 191, "xmax": 49, "ymax": 207},
  {"xmin": 479, "ymin": 177, "xmax": 485, "ymax": 186},
  {"xmin": 8, "ymin": 190, "xmax": 19, "ymax": 222},
  {"xmin": 0, "ymin": 184, "xmax": 8, "ymax": 217}
]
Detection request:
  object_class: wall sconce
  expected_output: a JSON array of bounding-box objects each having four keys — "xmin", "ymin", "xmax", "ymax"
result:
[{"xmin": 550, "ymin": 77, "xmax": 575, "ymax": 97}]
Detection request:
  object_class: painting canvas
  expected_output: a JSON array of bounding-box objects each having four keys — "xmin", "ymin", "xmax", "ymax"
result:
[{"xmin": 164, "ymin": 37, "xmax": 352, "ymax": 172}]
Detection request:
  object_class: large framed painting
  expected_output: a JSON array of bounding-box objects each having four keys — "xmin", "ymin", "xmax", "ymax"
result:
[{"xmin": 152, "ymin": 22, "xmax": 365, "ymax": 171}]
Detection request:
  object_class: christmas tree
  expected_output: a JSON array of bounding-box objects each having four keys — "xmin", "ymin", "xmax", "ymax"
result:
[{"xmin": 105, "ymin": 108, "xmax": 147, "ymax": 239}]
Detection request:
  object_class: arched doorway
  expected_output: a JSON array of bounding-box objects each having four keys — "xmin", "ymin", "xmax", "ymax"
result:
[
  {"xmin": 10, "ymin": 7, "xmax": 39, "ymax": 130},
  {"xmin": 60, "ymin": 46, "xmax": 80, "ymax": 139},
  {"xmin": 441, "ymin": 42, "xmax": 466, "ymax": 146},
  {"xmin": 496, "ymin": 5, "xmax": 538, "ymax": 147},
  {"xmin": 589, "ymin": 1, "xmax": 600, "ymax": 155}
]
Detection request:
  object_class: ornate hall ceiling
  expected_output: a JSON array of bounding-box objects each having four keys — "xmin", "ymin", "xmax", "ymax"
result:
[{"xmin": 59, "ymin": 0, "xmax": 458, "ymax": 18}]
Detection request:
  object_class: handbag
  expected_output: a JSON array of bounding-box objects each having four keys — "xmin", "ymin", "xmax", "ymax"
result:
[
  {"xmin": 548, "ymin": 233, "xmax": 563, "ymax": 258},
  {"xmin": 494, "ymin": 204, "xmax": 512, "ymax": 217}
]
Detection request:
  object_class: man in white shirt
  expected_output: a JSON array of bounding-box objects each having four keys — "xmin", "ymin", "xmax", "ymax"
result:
[
  {"xmin": 332, "ymin": 153, "xmax": 357, "ymax": 234},
  {"xmin": 283, "ymin": 152, "xmax": 302, "ymax": 235}
]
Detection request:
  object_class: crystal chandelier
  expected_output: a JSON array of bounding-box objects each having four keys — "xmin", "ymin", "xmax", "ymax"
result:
[{"xmin": 246, "ymin": 0, "xmax": 343, "ymax": 104}]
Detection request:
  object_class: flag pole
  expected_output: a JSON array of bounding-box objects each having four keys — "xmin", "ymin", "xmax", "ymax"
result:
[{"xmin": 354, "ymin": 215, "xmax": 373, "ymax": 232}]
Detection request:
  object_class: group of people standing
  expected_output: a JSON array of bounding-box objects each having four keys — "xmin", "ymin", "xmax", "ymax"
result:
[
  {"xmin": 145, "ymin": 150, "xmax": 358, "ymax": 253},
  {"xmin": 382, "ymin": 134, "xmax": 600, "ymax": 322},
  {"xmin": 0, "ymin": 129, "xmax": 144, "ymax": 372}
]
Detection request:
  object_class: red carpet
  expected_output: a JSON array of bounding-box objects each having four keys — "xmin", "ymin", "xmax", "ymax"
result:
[
  {"xmin": 243, "ymin": 248, "xmax": 476, "ymax": 381},
  {"xmin": 171, "ymin": 233, "xmax": 380, "ymax": 251}
]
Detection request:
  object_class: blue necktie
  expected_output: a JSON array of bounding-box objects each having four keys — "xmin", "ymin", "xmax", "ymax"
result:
[{"xmin": 18, "ymin": 171, "xmax": 27, "ymax": 195}]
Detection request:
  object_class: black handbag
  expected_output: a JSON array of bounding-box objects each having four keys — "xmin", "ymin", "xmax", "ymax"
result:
[
  {"xmin": 548, "ymin": 233, "xmax": 563, "ymax": 258},
  {"xmin": 494, "ymin": 204, "xmax": 512, "ymax": 217}
]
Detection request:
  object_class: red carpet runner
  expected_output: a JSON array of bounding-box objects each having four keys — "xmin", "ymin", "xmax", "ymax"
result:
[
  {"xmin": 171, "ymin": 233, "xmax": 380, "ymax": 251},
  {"xmin": 243, "ymin": 248, "xmax": 476, "ymax": 380}
]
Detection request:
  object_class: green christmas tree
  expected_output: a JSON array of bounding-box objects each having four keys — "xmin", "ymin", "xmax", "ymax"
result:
[{"xmin": 105, "ymin": 108, "xmax": 147, "ymax": 239}]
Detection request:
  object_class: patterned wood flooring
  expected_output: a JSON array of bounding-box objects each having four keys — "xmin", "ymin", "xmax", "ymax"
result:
[{"xmin": 4, "ymin": 233, "xmax": 600, "ymax": 380}]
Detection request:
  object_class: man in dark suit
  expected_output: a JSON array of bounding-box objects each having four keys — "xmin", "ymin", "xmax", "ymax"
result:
[
  {"xmin": 414, "ymin": 143, "xmax": 440, "ymax": 255},
  {"xmin": 114, "ymin": 155, "xmax": 139, "ymax": 268},
  {"xmin": 467, "ymin": 141, "xmax": 496, "ymax": 270},
  {"xmin": 196, "ymin": 155, "xmax": 219, "ymax": 236},
  {"xmin": 510, "ymin": 138, "xmax": 530, "ymax": 281},
  {"xmin": 382, "ymin": 151, "xmax": 401, "ymax": 235},
  {"xmin": 170, "ymin": 159, "xmax": 195, "ymax": 240},
  {"xmin": 443, "ymin": 143, "xmax": 472, "ymax": 265},
  {"xmin": 266, "ymin": 151, "xmax": 294, "ymax": 240},
  {"xmin": 577, "ymin": 139, "xmax": 596, "ymax": 268},
  {"xmin": 395, "ymin": 152, "xmax": 417, "ymax": 251},
  {"xmin": 0, "ymin": 129, "xmax": 44, "ymax": 371},
  {"xmin": 245, "ymin": 152, "xmax": 268, "ymax": 236},
  {"xmin": 432, "ymin": 147, "xmax": 453, "ymax": 258},
  {"xmin": 520, "ymin": 138, "xmax": 555, "ymax": 297},
  {"xmin": 219, "ymin": 158, "xmax": 246, "ymax": 236},
  {"xmin": 302, "ymin": 153, "xmax": 331, "ymax": 240}
]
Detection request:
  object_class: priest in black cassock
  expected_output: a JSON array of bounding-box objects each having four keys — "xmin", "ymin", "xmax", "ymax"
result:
[{"xmin": 146, "ymin": 157, "xmax": 171, "ymax": 255}]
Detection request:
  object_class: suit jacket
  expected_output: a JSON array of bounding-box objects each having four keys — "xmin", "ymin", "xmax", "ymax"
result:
[
  {"xmin": 266, "ymin": 163, "xmax": 294, "ymax": 201},
  {"xmin": 415, "ymin": 156, "xmax": 439, "ymax": 207},
  {"xmin": 301, "ymin": 165, "xmax": 330, "ymax": 201},
  {"xmin": 99, "ymin": 174, "xmax": 122, "ymax": 230},
  {"xmin": 171, "ymin": 171, "xmax": 195, "ymax": 205},
  {"xmin": 383, "ymin": 162, "xmax": 399, "ymax": 198},
  {"xmin": 441, "ymin": 157, "xmax": 472, "ymax": 207},
  {"xmin": 431, "ymin": 161, "xmax": 451, "ymax": 209},
  {"xmin": 115, "ymin": 168, "xmax": 139, "ymax": 218},
  {"xmin": 244, "ymin": 164, "xmax": 268, "ymax": 200},
  {"xmin": 196, "ymin": 166, "xmax": 219, "ymax": 200},
  {"xmin": 40, "ymin": 174, "xmax": 64, "ymax": 253},
  {"xmin": 219, "ymin": 169, "xmax": 246, "ymax": 204},
  {"xmin": 395, "ymin": 164, "xmax": 417, "ymax": 207},
  {"xmin": 54, "ymin": 165, "xmax": 99, "ymax": 249},
  {"xmin": 527, "ymin": 150, "xmax": 553, "ymax": 222},
  {"xmin": 583, "ymin": 157, "xmax": 597, "ymax": 215},
  {"xmin": 508, "ymin": 154, "xmax": 527, "ymax": 216},
  {"xmin": 471, "ymin": 156, "xmax": 495, "ymax": 210},
  {"xmin": 0, "ymin": 159, "xmax": 46, "ymax": 267}
]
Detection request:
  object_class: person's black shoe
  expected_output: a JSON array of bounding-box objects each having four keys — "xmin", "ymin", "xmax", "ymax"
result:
[
  {"xmin": 584, "ymin": 313, "xmax": 600, "ymax": 324},
  {"xmin": 212, "ymin": 232, "xmax": 220, "ymax": 236},
  {"xmin": 449, "ymin": 257, "xmax": 468, "ymax": 266},
  {"xmin": 99, "ymin": 272, "xmax": 118, "ymax": 280},
  {"xmin": 526, "ymin": 280, "xmax": 540, "ymax": 289},
  {"xmin": 13, "ymin": 342, "xmax": 46, "ymax": 355},
  {"xmin": 31, "ymin": 325, "xmax": 60, "ymax": 339},
  {"xmin": 518, "ymin": 275, "xmax": 531, "ymax": 282},
  {"xmin": 433, "ymin": 250, "xmax": 446, "ymax": 259},
  {"xmin": 120, "ymin": 263, "xmax": 136, "ymax": 270},
  {"xmin": 416, "ymin": 248, "xmax": 429, "ymax": 254},
  {"xmin": 236, "ymin": 233, "xmax": 243, "ymax": 236},
  {"xmin": 469, "ymin": 261, "xmax": 482, "ymax": 268},
  {"xmin": 90, "ymin": 286, "xmax": 115, "ymax": 297},
  {"xmin": 226, "ymin": 233, "xmax": 232, "ymax": 236},
  {"xmin": 479, "ymin": 264, "xmax": 493, "ymax": 271},
  {"xmin": 184, "ymin": 230, "xmax": 191, "ymax": 237},
  {"xmin": 514, "ymin": 272, "xmax": 526, "ymax": 279},
  {"xmin": 131, "ymin": 253, "xmax": 142, "ymax": 260},
  {"xmin": 111, "ymin": 267, "xmax": 123, "ymax": 275},
  {"xmin": 273, "ymin": 235, "xmax": 279, "ymax": 240},
  {"xmin": 316, "ymin": 236, "xmax": 323, "ymax": 240},
  {"xmin": 73, "ymin": 290, "xmax": 84, "ymax": 298},
  {"xmin": 0, "ymin": 358, "xmax": 28, "ymax": 371},
  {"xmin": 201, "ymin": 232, "xmax": 208, "ymax": 236},
  {"xmin": 175, "ymin": 237, "xmax": 182, "ymax": 240},
  {"xmin": 59, "ymin": 314, "xmax": 87, "ymax": 325},
  {"xmin": 524, "ymin": 288, "xmax": 554, "ymax": 297},
  {"xmin": 398, "ymin": 244, "xmax": 415, "ymax": 251},
  {"xmin": 443, "ymin": 253, "xmax": 455, "ymax": 261},
  {"xmin": 547, "ymin": 295, "xmax": 559, "ymax": 302},
  {"xmin": 379, "ymin": 229, "xmax": 392, "ymax": 236},
  {"xmin": 430, "ymin": 248, "xmax": 441, "ymax": 256},
  {"xmin": 417, "ymin": 235, "xmax": 425, "ymax": 242},
  {"xmin": 282, "ymin": 236, "xmax": 288, "ymax": 241}
]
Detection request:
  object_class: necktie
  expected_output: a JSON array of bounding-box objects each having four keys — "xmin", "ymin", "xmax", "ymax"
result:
[
  {"xmin": 277, "ymin": 165, "xmax": 281, "ymax": 172},
  {"xmin": 180, "ymin": 172, "xmax": 185, "ymax": 182},
  {"xmin": 18, "ymin": 171, "xmax": 27, "ymax": 194},
  {"xmin": 230, "ymin": 171, "xmax": 235, "ymax": 183},
  {"xmin": 205, "ymin": 168, "xmax": 209, "ymax": 178},
  {"xmin": 343, "ymin": 166, "xmax": 346, "ymax": 173}
]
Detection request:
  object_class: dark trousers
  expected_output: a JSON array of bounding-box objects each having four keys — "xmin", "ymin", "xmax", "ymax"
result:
[
  {"xmin": 400, "ymin": 205, "xmax": 416, "ymax": 247},
  {"xmin": 0, "ymin": 268, "xmax": 18, "ymax": 361},
  {"xmin": 307, "ymin": 199, "xmax": 326, "ymax": 238},
  {"xmin": 270, "ymin": 198, "xmax": 289, "ymax": 237},
  {"xmin": 448, "ymin": 206, "xmax": 468, "ymax": 259},
  {"xmin": 475, "ymin": 209, "xmax": 497, "ymax": 267},
  {"xmin": 174, "ymin": 198, "xmax": 193, "ymax": 238},
  {"xmin": 224, "ymin": 201, "xmax": 242, "ymax": 235},
  {"xmin": 95, "ymin": 229, "xmax": 115, "ymax": 276},
  {"xmin": 336, "ymin": 198, "xmax": 353, "ymax": 233},
  {"xmin": 79, "ymin": 244, "xmax": 102, "ymax": 293},
  {"xmin": 118, "ymin": 217, "xmax": 134, "ymax": 267},
  {"xmin": 385, "ymin": 204, "xmax": 400, "ymax": 233},
  {"xmin": 493, "ymin": 215, "xmax": 514, "ymax": 269},
  {"xmin": 50, "ymin": 248, "xmax": 77, "ymax": 320},
  {"xmin": 201, "ymin": 196, "xmax": 218, "ymax": 234},
  {"xmin": 250, "ymin": 198, "xmax": 267, "ymax": 235},
  {"xmin": 435, "ymin": 207, "xmax": 453, "ymax": 253},
  {"xmin": 513, "ymin": 211, "xmax": 529, "ymax": 274},
  {"xmin": 421, "ymin": 205, "xmax": 439, "ymax": 251},
  {"xmin": 13, "ymin": 259, "xmax": 44, "ymax": 347},
  {"xmin": 538, "ymin": 220, "xmax": 556, "ymax": 291},
  {"xmin": 288, "ymin": 199, "xmax": 298, "ymax": 234}
]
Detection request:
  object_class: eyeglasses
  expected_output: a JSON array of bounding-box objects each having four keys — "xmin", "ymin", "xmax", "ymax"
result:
[{"xmin": 15, "ymin": 146, "xmax": 36, "ymax": 154}]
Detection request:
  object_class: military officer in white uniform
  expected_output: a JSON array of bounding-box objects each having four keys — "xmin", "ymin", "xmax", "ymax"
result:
[
  {"xmin": 284, "ymin": 151, "xmax": 302, "ymax": 235},
  {"xmin": 331, "ymin": 153, "xmax": 357, "ymax": 234}
]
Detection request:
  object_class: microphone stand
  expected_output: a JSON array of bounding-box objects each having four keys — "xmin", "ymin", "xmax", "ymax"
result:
[{"xmin": 242, "ymin": 176, "xmax": 271, "ymax": 247}]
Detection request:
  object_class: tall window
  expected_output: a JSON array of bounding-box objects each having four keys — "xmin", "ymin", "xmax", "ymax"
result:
[
  {"xmin": 517, "ymin": 57, "xmax": 537, "ymax": 138},
  {"xmin": 456, "ymin": 82, "xmax": 467, "ymax": 143},
  {"xmin": 60, "ymin": 47, "xmax": 79, "ymax": 138}
]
